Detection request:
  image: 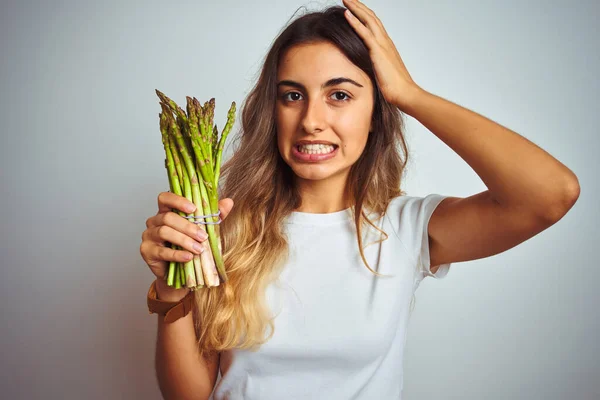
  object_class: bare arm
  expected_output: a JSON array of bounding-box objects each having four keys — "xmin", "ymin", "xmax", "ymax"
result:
[
  {"xmin": 155, "ymin": 279, "xmax": 220, "ymax": 400},
  {"xmin": 140, "ymin": 194, "xmax": 234, "ymax": 399}
]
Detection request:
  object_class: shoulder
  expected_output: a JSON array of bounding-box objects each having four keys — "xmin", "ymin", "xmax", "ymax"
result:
[
  {"xmin": 384, "ymin": 193, "xmax": 454, "ymax": 278},
  {"xmin": 383, "ymin": 193, "xmax": 451, "ymax": 261},
  {"xmin": 385, "ymin": 193, "xmax": 449, "ymax": 230}
]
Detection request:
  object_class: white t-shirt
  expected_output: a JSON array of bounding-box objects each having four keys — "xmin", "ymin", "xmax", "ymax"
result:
[{"xmin": 211, "ymin": 194, "xmax": 452, "ymax": 399}]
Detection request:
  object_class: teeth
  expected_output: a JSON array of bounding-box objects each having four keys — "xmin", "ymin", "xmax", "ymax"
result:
[{"xmin": 298, "ymin": 144, "xmax": 335, "ymax": 154}]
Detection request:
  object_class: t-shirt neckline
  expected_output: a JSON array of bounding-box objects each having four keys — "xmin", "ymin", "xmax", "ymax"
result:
[{"xmin": 285, "ymin": 207, "xmax": 354, "ymax": 226}]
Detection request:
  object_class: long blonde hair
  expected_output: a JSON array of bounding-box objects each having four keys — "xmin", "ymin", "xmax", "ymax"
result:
[{"xmin": 192, "ymin": 5, "xmax": 410, "ymax": 358}]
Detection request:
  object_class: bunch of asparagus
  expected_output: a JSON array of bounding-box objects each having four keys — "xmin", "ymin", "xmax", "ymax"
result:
[{"xmin": 156, "ymin": 89, "xmax": 236, "ymax": 289}]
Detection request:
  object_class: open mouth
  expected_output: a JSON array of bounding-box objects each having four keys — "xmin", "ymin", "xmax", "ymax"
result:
[
  {"xmin": 295, "ymin": 144, "xmax": 338, "ymax": 155},
  {"xmin": 292, "ymin": 143, "xmax": 339, "ymax": 162}
]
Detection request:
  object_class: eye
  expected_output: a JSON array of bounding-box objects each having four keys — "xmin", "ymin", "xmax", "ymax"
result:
[
  {"xmin": 282, "ymin": 92, "xmax": 303, "ymax": 102},
  {"xmin": 280, "ymin": 91, "xmax": 352, "ymax": 103},
  {"xmin": 331, "ymin": 91, "xmax": 351, "ymax": 102}
]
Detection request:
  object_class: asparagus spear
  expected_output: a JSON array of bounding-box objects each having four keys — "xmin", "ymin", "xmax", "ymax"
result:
[
  {"xmin": 166, "ymin": 133, "xmax": 201, "ymax": 285},
  {"xmin": 188, "ymin": 98, "xmax": 228, "ymax": 282},
  {"xmin": 163, "ymin": 108, "xmax": 199, "ymax": 288},
  {"xmin": 197, "ymin": 171, "xmax": 220, "ymax": 288},
  {"xmin": 173, "ymin": 138, "xmax": 204, "ymax": 288},
  {"xmin": 156, "ymin": 89, "xmax": 234, "ymax": 287},
  {"xmin": 157, "ymin": 92, "xmax": 209, "ymax": 288},
  {"xmin": 183, "ymin": 97, "xmax": 223, "ymax": 286},
  {"xmin": 166, "ymin": 114, "xmax": 201, "ymax": 288},
  {"xmin": 214, "ymin": 101, "xmax": 236, "ymax": 184},
  {"xmin": 159, "ymin": 109, "xmax": 196, "ymax": 287}
]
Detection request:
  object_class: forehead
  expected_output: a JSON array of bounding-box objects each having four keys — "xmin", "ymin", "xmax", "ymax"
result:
[{"xmin": 277, "ymin": 41, "xmax": 371, "ymax": 87}]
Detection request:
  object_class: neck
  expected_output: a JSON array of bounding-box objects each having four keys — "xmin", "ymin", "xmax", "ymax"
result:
[{"xmin": 293, "ymin": 173, "xmax": 352, "ymax": 213}]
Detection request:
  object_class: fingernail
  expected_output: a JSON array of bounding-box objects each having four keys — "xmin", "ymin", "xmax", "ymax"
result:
[
  {"xmin": 186, "ymin": 203, "xmax": 196, "ymax": 213},
  {"xmin": 197, "ymin": 229, "xmax": 208, "ymax": 240},
  {"xmin": 193, "ymin": 242, "xmax": 203, "ymax": 253}
]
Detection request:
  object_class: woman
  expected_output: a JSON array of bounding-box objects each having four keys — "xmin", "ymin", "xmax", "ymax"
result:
[{"xmin": 140, "ymin": 1, "xmax": 580, "ymax": 399}]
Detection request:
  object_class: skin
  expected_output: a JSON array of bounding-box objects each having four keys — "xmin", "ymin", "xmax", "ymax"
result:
[
  {"xmin": 139, "ymin": 1, "xmax": 580, "ymax": 395},
  {"xmin": 342, "ymin": 0, "xmax": 579, "ymax": 272},
  {"xmin": 142, "ymin": 0, "xmax": 579, "ymax": 292},
  {"xmin": 141, "ymin": 194, "xmax": 234, "ymax": 300},
  {"xmin": 276, "ymin": 41, "xmax": 375, "ymax": 213}
]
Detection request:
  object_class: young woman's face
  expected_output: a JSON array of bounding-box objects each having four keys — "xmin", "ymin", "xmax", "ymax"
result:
[{"xmin": 276, "ymin": 41, "xmax": 374, "ymax": 184}]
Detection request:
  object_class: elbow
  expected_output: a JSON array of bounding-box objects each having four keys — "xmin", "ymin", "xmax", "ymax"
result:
[{"xmin": 541, "ymin": 173, "xmax": 581, "ymax": 224}]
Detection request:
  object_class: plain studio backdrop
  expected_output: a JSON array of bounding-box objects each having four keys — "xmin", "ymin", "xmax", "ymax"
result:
[{"xmin": 0, "ymin": 0, "xmax": 598, "ymax": 399}]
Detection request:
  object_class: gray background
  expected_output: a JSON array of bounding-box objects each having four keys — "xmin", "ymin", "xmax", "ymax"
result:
[{"xmin": 1, "ymin": 0, "xmax": 598, "ymax": 399}]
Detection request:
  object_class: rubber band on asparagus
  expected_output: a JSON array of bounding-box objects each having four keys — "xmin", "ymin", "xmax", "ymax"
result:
[{"xmin": 184, "ymin": 210, "xmax": 222, "ymax": 225}]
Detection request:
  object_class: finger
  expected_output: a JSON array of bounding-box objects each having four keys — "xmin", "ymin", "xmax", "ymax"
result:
[
  {"xmin": 344, "ymin": 8, "xmax": 375, "ymax": 44},
  {"xmin": 157, "ymin": 191, "xmax": 196, "ymax": 215},
  {"xmin": 140, "ymin": 242, "xmax": 175, "ymax": 278},
  {"xmin": 218, "ymin": 198, "xmax": 234, "ymax": 220},
  {"xmin": 146, "ymin": 215, "xmax": 155, "ymax": 229},
  {"xmin": 155, "ymin": 245, "xmax": 195, "ymax": 265},
  {"xmin": 155, "ymin": 211, "xmax": 209, "ymax": 241},
  {"xmin": 150, "ymin": 198, "xmax": 233, "ymax": 232},
  {"xmin": 140, "ymin": 242, "xmax": 193, "ymax": 279},
  {"xmin": 345, "ymin": 0, "xmax": 376, "ymax": 18},
  {"xmin": 343, "ymin": 0, "xmax": 386, "ymax": 38},
  {"xmin": 342, "ymin": 0, "xmax": 376, "ymax": 29},
  {"xmin": 148, "ymin": 223, "xmax": 206, "ymax": 255}
]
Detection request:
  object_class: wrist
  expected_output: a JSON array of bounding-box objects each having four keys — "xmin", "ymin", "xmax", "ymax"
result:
[
  {"xmin": 394, "ymin": 83, "xmax": 427, "ymax": 115},
  {"xmin": 155, "ymin": 278, "xmax": 190, "ymax": 302}
]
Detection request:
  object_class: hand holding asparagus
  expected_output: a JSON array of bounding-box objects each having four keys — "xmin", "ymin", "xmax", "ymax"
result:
[
  {"xmin": 154, "ymin": 90, "xmax": 236, "ymax": 290},
  {"xmin": 140, "ymin": 193, "xmax": 234, "ymax": 301}
]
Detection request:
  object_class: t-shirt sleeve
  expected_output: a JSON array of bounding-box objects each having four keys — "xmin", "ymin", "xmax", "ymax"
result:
[{"xmin": 388, "ymin": 193, "xmax": 452, "ymax": 281}]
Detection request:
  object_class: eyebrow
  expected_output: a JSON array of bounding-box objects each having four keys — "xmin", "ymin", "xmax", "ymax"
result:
[{"xmin": 276, "ymin": 77, "xmax": 364, "ymax": 91}]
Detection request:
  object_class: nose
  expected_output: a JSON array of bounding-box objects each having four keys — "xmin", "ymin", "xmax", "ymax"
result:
[{"xmin": 301, "ymin": 96, "xmax": 327, "ymax": 134}]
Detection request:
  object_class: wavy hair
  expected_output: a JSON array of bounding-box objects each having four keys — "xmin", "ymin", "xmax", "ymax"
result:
[{"xmin": 192, "ymin": 5, "xmax": 410, "ymax": 358}]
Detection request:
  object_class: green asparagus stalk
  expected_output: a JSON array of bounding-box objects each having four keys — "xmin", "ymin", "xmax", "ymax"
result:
[
  {"xmin": 195, "ymin": 98, "xmax": 232, "ymax": 277},
  {"xmin": 166, "ymin": 103, "xmax": 210, "ymax": 289},
  {"xmin": 159, "ymin": 93, "xmax": 207, "ymax": 289},
  {"xmin": 182, "ymin": 97, "xmax": 227, "ymax": 282},
  {"xmin": 164, "ymin": 109, "xmax": 199, "ymax": 288},
  {"xmin": 180, "ymin": 97, "xmax": 219, "ymax": 286},
  {"xmin": 156, "ymin": 89, "xmax": 235, "ymax": 288},
  {"xmin": 197, "ymin": 173, "xmax": 220, "ymax": 287},
  {"xmin": 174, "ymin": 262, "xmax": 181, "ymax": 289},
  {"xmin": 165, "ymin": 132, "xmax": 199, "ymax": 288},
  {"xmin": 212, "ymin": 124, "xmax": 219, "ymax": 167},
  {"xmin": 187, "ymin": 98, "xmax": 227, "ymax": 283},
  {"xmin": 159, "ymin": 109, "xmax": 196, "ymax": 287},
  {"xmin": 171, "ymin": 135, "xmax": 204, "ymax": 288},
  {"xmin": 215, "ymin": 101, "xmax": 236, "ymax": 184}
]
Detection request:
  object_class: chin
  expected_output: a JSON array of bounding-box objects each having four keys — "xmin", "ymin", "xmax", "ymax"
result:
[
  {"xmin": 293, "ymin": 171, "xmax": 333, "ymax": 181},
  {"xmin": 290, "ymin": 164, "xmax": 347, "ymax": 182}
]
